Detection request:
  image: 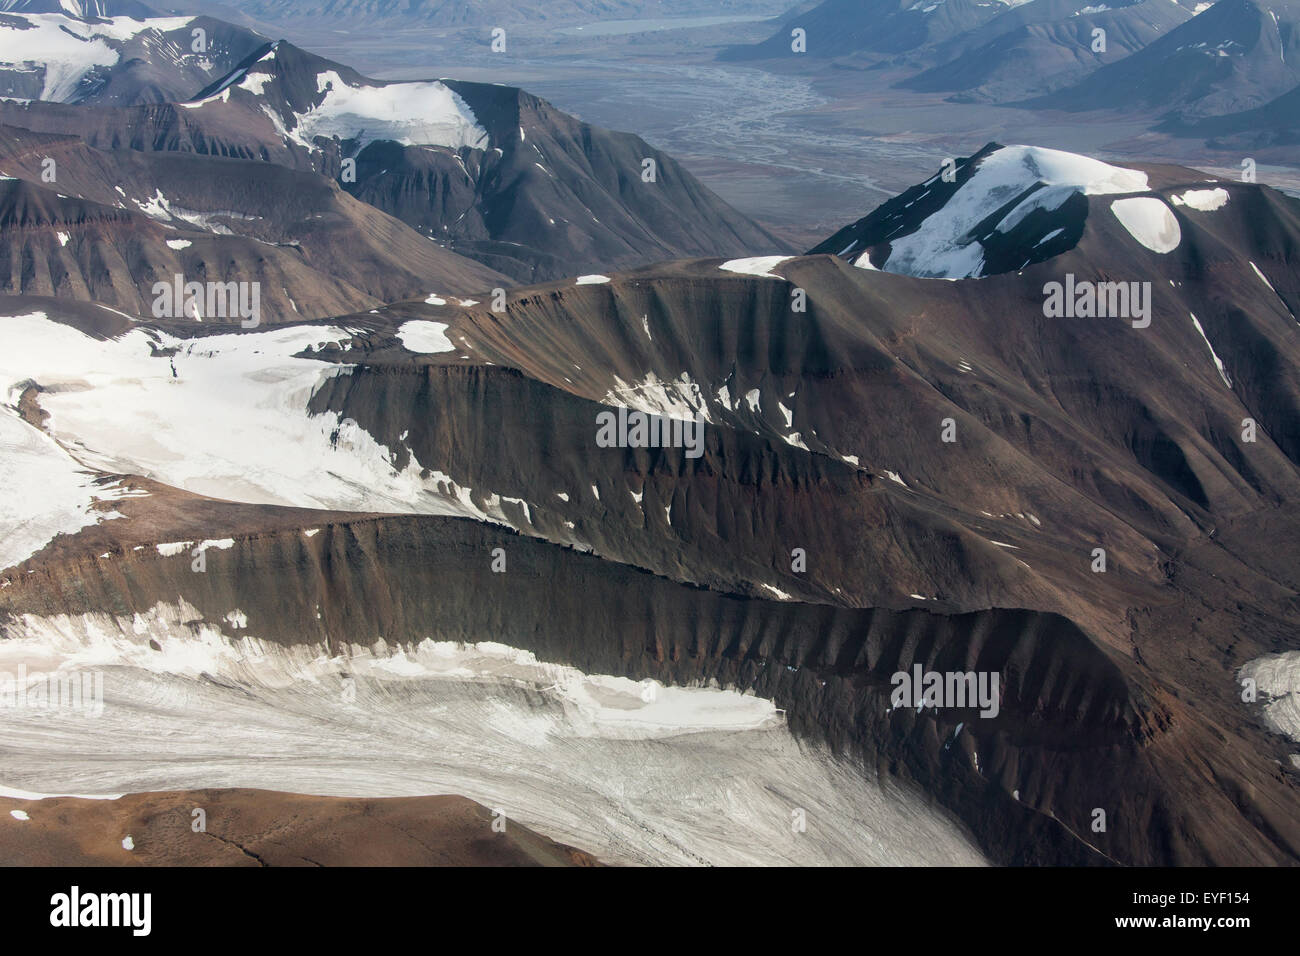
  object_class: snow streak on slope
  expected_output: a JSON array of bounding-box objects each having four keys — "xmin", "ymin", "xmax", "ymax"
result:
[
  {"xmin": 0, "ymin": 609, "xmax": 988, "ymax": 866},
  {"xmin": 0, "ymin": 313, "xmax": 532, "ymax": 524},
  {"xmin": 869, "ymin": 145, "xmax": 1149, "ymax": 278}
]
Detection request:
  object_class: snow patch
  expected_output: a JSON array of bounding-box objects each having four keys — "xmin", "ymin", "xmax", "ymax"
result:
[
  {"xmin": 397, "ymin": 320, "xmax": 454, "ymax": 354},
  {"xmin": 1109, "ymin": 197, "xmax": 1181, "ymax": 253},
  {"xmin": 1170, "ymin": 188, "xmax": 1229, "ymax": 211},
  {"xmin": 293, "ymin": 71, "xmax": 488, "ymax": 152},
  {"xmin": 720, "ymin": 256, "xmax": 792, "ymax": 279}
]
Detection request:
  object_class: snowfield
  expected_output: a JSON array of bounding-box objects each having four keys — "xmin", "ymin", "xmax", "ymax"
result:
[
  {"xmin": 0, "ymin": 615, "xmax": 988, "ymax": 866},
  {"xmin": 0, "ymin": 312, "xmax": 533, "ymax": 529},
  {"xmin": 0, "ymin": 407, "xmax": 128, "ymax": 570},
  {"xmin": 295, "ymin": 71, "xmax": 488, "ymax": 151}
]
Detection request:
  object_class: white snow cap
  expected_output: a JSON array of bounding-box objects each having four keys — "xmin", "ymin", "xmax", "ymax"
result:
[{"xmin": 864, "ymin": 145, "xmax": 1149, "ymax": 279}]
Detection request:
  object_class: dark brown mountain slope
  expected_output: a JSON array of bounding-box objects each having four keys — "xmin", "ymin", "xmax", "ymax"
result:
[{"xmin": 3, "ymin": 149, "xmax": 1298, "ymax": 865}]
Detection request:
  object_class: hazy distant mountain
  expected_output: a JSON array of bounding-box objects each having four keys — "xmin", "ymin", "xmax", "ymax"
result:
[
  {"xmin": 899, "ymin": 0, "xmax": 1192, "ymax": 102},
  {"xmin": 201, "ymin": 0, "xmax": 788, "ymax": 29},
  {"xmin": 1026, "ymin": 0, "xmax": 1300, "ymax": 120},
  {"xmin": 721, "ymin": 0, "xmax": 1014, "ymax": 61},
  {"xmin": 1161, "ymin": 81, "xmax": 1300, "ymax": 148}
]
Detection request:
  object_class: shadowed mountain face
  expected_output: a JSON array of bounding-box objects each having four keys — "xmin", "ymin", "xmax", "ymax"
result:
[
  {"xmin": 3, "ymin": 145, "xmax": 1298, "ymax": 865},
  {"xmin": 809, "ymin": 143, "xmax": 1137, "ymax": 278},
  {"xmin": 346, "ymin": 78, "xmax": 791, "ymax": 282}
]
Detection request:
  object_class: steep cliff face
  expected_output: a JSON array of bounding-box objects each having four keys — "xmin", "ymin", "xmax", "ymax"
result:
[{"xmin": 1, "ymin": 501, "xmax": 1294, "ymax": 866}]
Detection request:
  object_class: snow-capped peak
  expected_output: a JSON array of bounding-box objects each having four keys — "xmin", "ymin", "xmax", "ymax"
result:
[{"xmin": 844, "ymin": 145, "xmax": 1150, "ymax": 279}]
